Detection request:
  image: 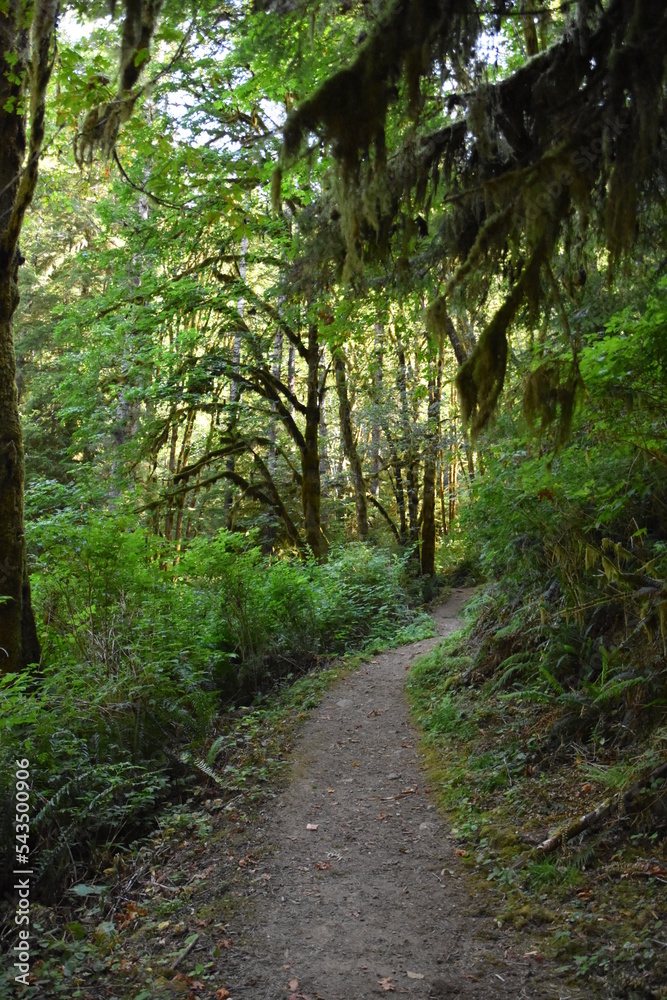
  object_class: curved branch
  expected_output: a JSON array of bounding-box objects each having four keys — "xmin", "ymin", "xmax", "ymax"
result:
[{"xmin": 4, "ymin": 1, "xmax": 58, "ymax": 258}]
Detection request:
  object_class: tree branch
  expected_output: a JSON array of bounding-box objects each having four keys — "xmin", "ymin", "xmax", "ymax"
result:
[
  {"xmin": 367, "ymin": 493, "xmax": 401, "ymax": 544},
  {"xmin": 4, "ymin": 1, "xmax": 58, "ymax": 258},
  {"xmin": 537, "ymin": 761, "xmax": 667, "ymax": 854}
]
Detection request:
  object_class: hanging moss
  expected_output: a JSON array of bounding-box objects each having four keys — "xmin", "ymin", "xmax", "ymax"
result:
[
  {"xmin": 522, "ymin": 360, "xmax": 582, "ymax": 449},
  {"xmin": 456, "ymin": 289, "xmax": 513, "ymax": 438},
  {"xmin": 456, "ymin": 202, "xmax": 564, "ymax": 438},
  {"xmin": 74, "ymin": 0, "xmax": 162, "ymax": 166},
  {"xmin": 280, "ymin": 0, "xmax": 478, "ymax": 177},
  {"xmin": 278, "ymin": 0, "xmax": 667, "ymax": 427}
]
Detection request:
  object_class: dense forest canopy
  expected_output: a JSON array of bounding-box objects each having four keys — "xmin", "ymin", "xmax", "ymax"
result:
[{"xmin": 0, "ymin": 1, "xmax": 666, "ymax": 993}]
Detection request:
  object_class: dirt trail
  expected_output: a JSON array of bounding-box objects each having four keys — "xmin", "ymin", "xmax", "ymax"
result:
[{"xmin": 222, "ymin": 589, "xmax": 567, "ymax": 999}]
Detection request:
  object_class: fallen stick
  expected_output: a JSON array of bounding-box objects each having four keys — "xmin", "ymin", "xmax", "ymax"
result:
[
  {"xmin": 537, "ymin": 761, "xmax": 667, "ymax": 854},
  {"xmin": 172, "ymin": 933, "xmax": 200, "ymax": 969}
]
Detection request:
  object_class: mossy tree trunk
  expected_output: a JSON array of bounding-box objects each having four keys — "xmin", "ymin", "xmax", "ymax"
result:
[
  {"xmin": 370, "ymin": 322, "xmax": 383, "ymax": 498},
  {"xmin": 384, "ymin": 427, "xmax": 408, "ymax": 542},
  {"xmin": 225, "ymin": 236, "xmax": 247, "ymax": 526},
  {"xmin": 0, "ymin": 1, "xmax": 59, "ymax": 674},
  {"xmin": 333, "ymin": 344, "xmax": 368, "ymax": 540},
  {"xmin": 397, "ymin": 343, "xmax": 420, "ymax": 551},
  {"xmin": 302, "ymin": 324, "xmax": 327, "ymax": 560},
  {"xmin": 421, "ymin": 325, "xmax": 445, "ymax": 577},
  {"xmin": 0, "ymin": 1, "xmax": 161, "ymax": 673}
]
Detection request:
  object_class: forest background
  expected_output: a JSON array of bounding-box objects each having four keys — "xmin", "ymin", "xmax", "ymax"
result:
[{"xmin": 0, "ymin": 1, "xmax": 666, "ymax": 997}]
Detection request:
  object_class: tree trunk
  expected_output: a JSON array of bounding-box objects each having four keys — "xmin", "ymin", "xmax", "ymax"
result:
[
  {"xmin": 225, "ymin": 235, "xmax": 247, "ymax": 524},
  {"xmin": 438, "ymin": 462, "xmax": 448, "ymax": 536},
  {"xmin": 0, "ymin": 297, "xmax": 31, "ymax": 671},
  {"xmin": 397, "ymin": 343, "xmax": 420, "ymax": 550},
  {"xmin": 370, "ymin": 322, "xmax": 383, "ymax": 497},
  {"xmin": 268, "ymin": 329, "xmax": 283, "ymax": 477},
  {"xmin": 421, "ymin": 325, "xmax": 445, "ymax": 576},
  {"xmin": 333, "ymin": 345, "xmax": 368, "ymax": 540},
  {"xmin": 0, "ymin": 1, "xmax": 157, "ymax": 672},
  {"xmin": 521, "ymin": 0, "xmax": 539, "ymax": 58},
  {"xmin": 318, "ymin": 344, "xmax": 329, "ymax": 483},
  {"xmin": 0, "ymin": 2, "xmax": 59, "ymax": 672},
  {"xmin": 164, "ymin": 420, "xmax": 178, "ymax": 541},
  {"xmin": 384, "ymin": 429, "xmax": 408, "ymax": 542},
  {"xmin": 173, "ymin": 409, "xmax": 195, "ymax": 551},
  {"xmin": 287, "ymin": 341, "xmax": 296, "ymax": 414},
  {"xmin": 302, "ymin": 324, "xmax": 327, "ymax": 559}
]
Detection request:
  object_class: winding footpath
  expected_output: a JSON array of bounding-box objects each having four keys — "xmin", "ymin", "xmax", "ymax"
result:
[{"xmin": 219, "ymin": 589, "xmax": 574, "ymax": 1000}]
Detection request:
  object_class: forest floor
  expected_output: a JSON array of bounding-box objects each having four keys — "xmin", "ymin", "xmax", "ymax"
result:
[
  {"xmin": 19, "ymin": 589, "xmax": 619, "ymax": 1000},
  {"xmin": 52, "ymin": 587, "xmax": 592, "ymax": 1000}
]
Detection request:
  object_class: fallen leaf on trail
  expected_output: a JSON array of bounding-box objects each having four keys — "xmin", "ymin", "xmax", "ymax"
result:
[
  {"xmin": 289, "ymin": 978, "xmax": 299, "ymax": 990},
  {"xmin": 114, "ymin": 901, "xmax": 148, "ymax": 929},
  {"xmin": 306, "ymin": 823, "xmax": 319, "ymax": 831},
  {"xmin": 191, "ymin": 865, "xmax": 215, "ymax": 880},
  {"xmin": 462, "ymin": 974, "xmax": 480, "ymax": 982},
  {"xmin": 401, "ymin": 741, "xmax": 413, "ymax": 748},
  {"xmin": 407, "ymin": 971, "xmax": 424, "ymax": 979},
  {"xmin": 297, "ymin": 866, "xmax": 309, "ymax": 871},
  {"xmin": 524, "ymin": 951, "xmax": 545, "ymax": 962},
  {"xmin": 327, "ymin": 788, "xmax": 334, "ymax": 793},
  {"xmin": 454, "ymin": 848, "xmax": 469, "ymax": 857},
  {"xmin": 378, "ymin": 977, "xmax": 395, "ymax": 991},
  {"xmin": 352, "ymin": 761, "xmax": 360, "ymax": 767},
  {"xmin": 377, "ymin": 812, "xmax": 389, "ymax": 821},
  {"xmin": 216, "ymin": 938, "xmax": 233, "ymax": 950},
  {"xmin": 314, "ymin": 861, "xmax": 332, "ymax": 870},
  {"xmin": 214, "ymin": 989, "xmax": 231, "ymax": 999}
]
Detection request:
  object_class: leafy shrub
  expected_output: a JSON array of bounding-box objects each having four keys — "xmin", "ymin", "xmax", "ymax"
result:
[{"xmin": 1, "ymin": 489, "xmax": 428, "ymax": 899}]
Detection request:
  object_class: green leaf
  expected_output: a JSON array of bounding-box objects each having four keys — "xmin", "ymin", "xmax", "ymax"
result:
[{"xmin": 133, "ymin": 48, "xmax": 150, "ymax": 68}]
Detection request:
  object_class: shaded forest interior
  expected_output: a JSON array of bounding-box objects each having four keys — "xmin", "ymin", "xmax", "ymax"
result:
[{"xmin": 0, "ymin": 1, "xmax": 666, "ymax": 997}]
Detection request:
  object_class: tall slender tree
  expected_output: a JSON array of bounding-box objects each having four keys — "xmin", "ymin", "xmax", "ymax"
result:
[{"xmin": 0, "ymin": 0, "xmax": 162, "ymax": 673}]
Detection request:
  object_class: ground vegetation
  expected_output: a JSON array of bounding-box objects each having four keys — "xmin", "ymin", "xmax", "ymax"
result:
[{"xmin": 0, "ymin": 1, "xmax": 665, "ymax": 997}]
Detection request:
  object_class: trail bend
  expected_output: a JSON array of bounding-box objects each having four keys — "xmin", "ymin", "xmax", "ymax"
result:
[{"xmin": 221, "ymin": 588, "xmax": 567, "ymax": 1000}]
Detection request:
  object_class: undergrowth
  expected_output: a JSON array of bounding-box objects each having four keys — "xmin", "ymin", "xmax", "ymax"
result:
[
  {"xmin": 411, "ymin": 431, "xmax": 667, "ymax": 999},
  {"xmin": 0, "ymin": 494, "xmax": 433, "ymax": 906},
  {"xmin": 0, "ymin": 654, "xmax": 360, "ymax": 996},
  {"xmin": 409, "ymin": 617, "xmax": 666, "ymax": 1000}
]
